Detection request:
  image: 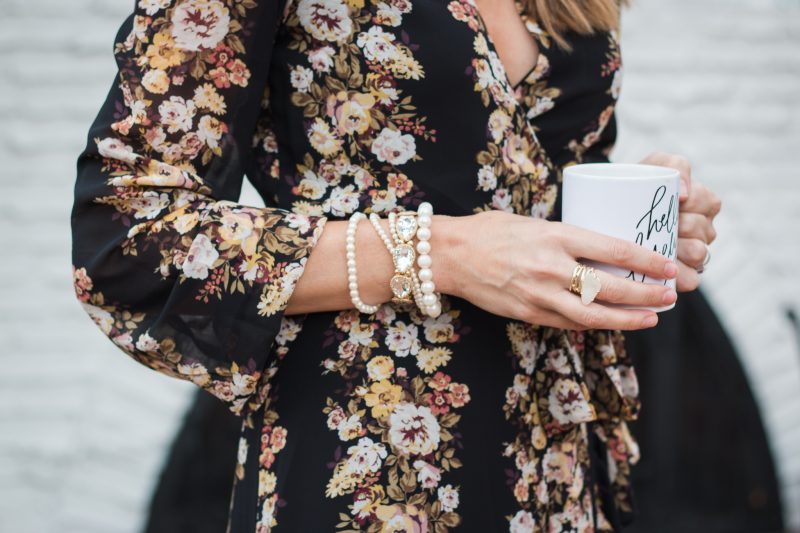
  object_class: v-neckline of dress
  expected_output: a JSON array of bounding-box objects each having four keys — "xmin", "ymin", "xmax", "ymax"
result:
[{"xmin": 466, "ymin": 0, "xmax": 551, "ymax": 103}]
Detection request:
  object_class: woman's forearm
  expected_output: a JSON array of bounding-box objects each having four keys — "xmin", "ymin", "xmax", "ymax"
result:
[{"xmin": 284, "ymin": 214, "xmax": 464, "ymax": 315}]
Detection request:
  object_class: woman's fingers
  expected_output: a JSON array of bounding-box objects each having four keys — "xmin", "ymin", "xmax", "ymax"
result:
[
  {"xmin": 523, "ymin": 307, "xmax": 589, "ymax": 331},
  {"xmin": 680, "ymin": 181, "xmax": 722, "ymax": 218},
  {"xmin": 559, "ymin": 223, "xmax": 677, "ymax": 281},
  {"xmin": 557, "ymin": 259, "xmax": 677, "ymax": 308},
  {"xmin": 550, "ymin": 290, "xmax": 659, "ymax": 331},
  {"xmin": 678, "ymin": 211, "xmax": 715, "ymax": 242},
  {"xmin": 677, "ymin": 236, "xmax": 707, "ymax": 270},
  {"xmin": 676, "ymin": 258, "xmax": 701, "ymax": 292}
]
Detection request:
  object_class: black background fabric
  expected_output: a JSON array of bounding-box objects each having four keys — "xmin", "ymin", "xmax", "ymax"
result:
[{"xmin": 143, "ymin": 288, "xmax": 786, "ymax": 533}]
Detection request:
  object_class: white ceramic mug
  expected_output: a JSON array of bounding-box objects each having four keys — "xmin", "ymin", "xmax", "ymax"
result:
[{"xmin": 561, "ymin": 163, "xmax": 680, "ymax": 312}]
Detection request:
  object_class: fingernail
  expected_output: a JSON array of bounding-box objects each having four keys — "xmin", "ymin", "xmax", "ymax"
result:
[
  {"xmin": 642, "ymin": 315, "xmax": 658, "ymax": 327},
  {"xmin": 663, "ymin": 289, "xmax": 677, "ymax": 304},
  {"xmin": 664, "ymin": 262, "xmax": 678, "ymax": 277}
]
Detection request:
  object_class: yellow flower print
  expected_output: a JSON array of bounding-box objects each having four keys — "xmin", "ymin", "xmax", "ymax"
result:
[
  {"xmin": 144, "ymin": 30, "xmax": 184, "ymax": 70},
  {"xmin": 352, "ymin": 485, "xmax": 385, "ymax": 521},
  {"xmin": 193, "ymin": 83, "xmax": 227, "ymax": 115},
  {"xmin": 218, "ymin": 211, "xmax": 259, "ymax": 253},
  {"xmin": 375, "ymin": 504, "xmax": 429, "ymax": 532},
  {"xmin": 415, "ymin": 347, "xmax": 452, "ymax": 374},
  {"xmin": 367, "ymin": 355, "xmax": 395, "ymax": 381},
  {"xmin": 364, "ymin": 379, "xmax": 403, "ymax": 419},
  {"xmin": 329, "ymin": 91, "xmax": 375, "ymax": 136},
  {"xmin": 501, "ymin": 133, "xmax": 539, "ymax": 175},
  {"xmin": 308, "ymin": 117, "xmax": 343, "ymax": 157},
  {"xmin": 258, "ymin": 470, "xmax": 277, "ymax": 497},
  {"xmin": 141, "ymin": 69, "xmax": 170, "ymax": 94}
]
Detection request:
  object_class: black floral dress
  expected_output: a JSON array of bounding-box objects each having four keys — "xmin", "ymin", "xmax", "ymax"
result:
[{"xmin": 70, "ymin": 0, "xmax": 639, "ymax": 531}]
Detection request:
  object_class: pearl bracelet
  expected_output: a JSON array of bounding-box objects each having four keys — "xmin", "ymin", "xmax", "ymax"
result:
[
  {"xmin": 414, "ymin": 202, "xmax": 441, "ymax": 317},
  {"xmin": 346, "ymin": 212, "xmax": 380, "ymax": 314}
]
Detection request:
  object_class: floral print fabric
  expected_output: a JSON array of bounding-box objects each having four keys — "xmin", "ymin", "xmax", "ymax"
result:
[{"xmin": 71, "ymin": 0, "xmax": 640, "ymax": 531}]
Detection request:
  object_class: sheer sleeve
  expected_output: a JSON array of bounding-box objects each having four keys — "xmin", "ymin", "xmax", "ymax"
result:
[{"xmin": 70, "ymin": 0, "xmax": 327, "ymax": 418}]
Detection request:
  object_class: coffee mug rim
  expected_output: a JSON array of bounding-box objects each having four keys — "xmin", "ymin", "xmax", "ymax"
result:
[{"xmin": 564, "ymin": 162, "xmax": 680, "ymax": 181}]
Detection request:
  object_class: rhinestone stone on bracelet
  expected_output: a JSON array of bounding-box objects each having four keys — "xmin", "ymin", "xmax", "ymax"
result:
[{"xmin": 370, "ymin": 212, "xmax": 414, "ymax": 305}]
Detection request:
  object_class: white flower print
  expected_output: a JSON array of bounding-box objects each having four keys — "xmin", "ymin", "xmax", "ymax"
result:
[
  {"xmin": 422, "ymin": 313, "xmax": 455, "ymax": 343},
  {"xmin": 197, "ymin": 115, "xmax": 225, "ymax": 149},
  {"xmin": 437, "ymin": 484, "xmax": 460, "ymax": 512},
  {"xmin": 181, "ymin": 233, "xmax": 219, "ymax": 279},
  {"xmin": 130, "ymin": 191, "xmax": 169, "ymax": 220},
  {"xmin": 548, "ymin": 378, "xmax": 595, "ymax": 425},
  {"xmin": 369, "ymin": 188, "xmax": 398, "ymax": 213},
  {"xmin": 491, "ymin": 188, "xmax": 513, "ymax": 212},
  {"xmin": 138, "ymin": 0, "xmax": 170, "ymax": 16},
  {"xmin": 526, "ymin": 96, "xmax": 554, "ymax": 120},
  {"xmin": 413, "ymin": 459, "xmax": 442, "ymax": 489},
  {"xmin": 237, "ymin": 437, "xmax": 249, "ymax": 465},
  {"xmin": 327, "ymin": 406, "xmax": 346, "ymax": 430},
  {"xmin": 348, "ymin": 322, "xmax": 375, "ymax": 346},
  {"xmin": 158, "ymin": 95, "xmax": 196, "ymax": 134},
  {"xmin": 509, "ymin": 510, "xmax": 535, "ymax": 533},
  {"xmin": 545, "ymin": 348, "xmax": 571, "ymax": 375},
  {"xmin": 474, "ymin": 59, "xmax": 494, "ymax": 90},
  {"xmin": 135, "ymin": 331, "xmax": 159, "ymax": 352},
  {"xmin": 388, "ymin": 402, "xmax": 441, "ymax": 456},
  {"xmin": 488, "ymin": 108, "xmax": 511, "ymax": 143},
  {"xmin": 338, "ymin": 414, "xmax": 364, "ymax": 441},
  {"xmin": 386, "ymin": 321, "xmax": 421, "ymax": 357},
  {"xmin": 323, "ymin": 185, "xmax": 360, "ymax": 216},
  {"xmin": 296, "ymin": 170, "xmax": 328, "ymax": 200},
  {"xmin": 230, "ymin": 372, "xmax": 256, "ymax": 396},
  {"xmin": 371, "ymin": 127, "xmax": 416, "ymax": 166},
  {"xmin": 308, "ymin": 46, "xmax": 335, "ymax": 72},
  {"xmin": 290, "ymin": 65, "xmax": 314, "ymax": 92},
  {"xmin": 477, "ymin": 164, "xmax": 497, "ymax": 192},
  {"xmin": 285, "ymin": 212, "xmax": 312, "ymax": 234},
  {"xmin": 346, "ymin": 437, "xmax": 388, "ymax": 476},
  {"xmin": 356, "ymin": 26, "xmax": 400, "ymax": 63},
  {"xmin": 170, "ymin": 0, "xmax": 230, "ymax": 51},
  {"xmin": 97, "ymin": 137, "xmax": 137, "ymax": 164},
  {"xmin": 375, "ymin": 2, "xmax": 402, "ymax": 26},
  {"xmin": 276, "ymin": 317, "xmax": 303, "ymax": 345},
  {"xmin": 296, "ymin": 0, "xmax": 353, "ymax": 43}
]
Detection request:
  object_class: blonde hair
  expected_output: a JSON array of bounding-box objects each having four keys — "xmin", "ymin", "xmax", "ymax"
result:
[{"xmin": 524, "ymin": 0, "xmax": 628, "ymax": 49}]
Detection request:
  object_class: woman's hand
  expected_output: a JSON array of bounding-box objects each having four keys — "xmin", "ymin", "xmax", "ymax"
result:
[
  {"xmin": 437, "ymin": 210, "xmax": 679, "ymax": 331},
  {"xmin": 639, "ymin": 152, "xmax": 722, "ymax": 292}
]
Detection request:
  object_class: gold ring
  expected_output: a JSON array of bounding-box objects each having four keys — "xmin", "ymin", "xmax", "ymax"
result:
[{"xmin": 569, "ymin": 262, "xmax": 602, "ymax": 305}]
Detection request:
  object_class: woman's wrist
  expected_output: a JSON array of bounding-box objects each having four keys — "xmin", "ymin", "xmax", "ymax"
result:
[{"xmin": 428, "ymin": 213, "xmax": 468, "ymax": 299}]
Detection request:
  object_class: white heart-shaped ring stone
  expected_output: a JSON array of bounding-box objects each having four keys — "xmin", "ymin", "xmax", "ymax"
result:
[{"xmin": 580, "ymin": 269, "xmax": 601, "ymax": 305}]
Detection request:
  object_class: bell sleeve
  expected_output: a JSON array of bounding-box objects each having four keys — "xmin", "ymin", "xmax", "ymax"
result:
[{"xmin": 70, "ymin": 0, "xmax": 327, "ymax": 418}]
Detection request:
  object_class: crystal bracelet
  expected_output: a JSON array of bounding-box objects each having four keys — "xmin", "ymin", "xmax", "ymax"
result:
[
  {"xmin": 346, "ymin": 212, "xmax": 380, "ymax": 314},
  {"xmin": 387, "ymin": 205, "xmax": 441, "ymax": 318},
  {"xmin": 369, "ymin": 212, "xmax": 414, "ymax": 305}
]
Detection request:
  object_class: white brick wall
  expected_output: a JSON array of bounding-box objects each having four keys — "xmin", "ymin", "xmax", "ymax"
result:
[{"xmin": 0, "ymin": 0, "xmax": 797, "ymax": 531}]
